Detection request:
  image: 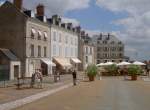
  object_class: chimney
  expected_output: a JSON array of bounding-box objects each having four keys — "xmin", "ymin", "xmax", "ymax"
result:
[
  {"xmin": 107, "ymin": 33, "xmax": 110, "ymax": 40},
  {"xmin": 76, "ymin": 26, "xmax": 81, "ymax": 33},
  {"xmin": 36, "ymin": 4, "xmax": 44, "ymax": 16},
  {"xmin": 81, "ymin": 31, "xmax": 85, "ymax": 36},
  {"xmin": 67, "ymin": 23, "xmax": 72, "ymax": 30},
  {"xmin": 13, "ymin": 0, "xmax": 22, "ymax": 10}
]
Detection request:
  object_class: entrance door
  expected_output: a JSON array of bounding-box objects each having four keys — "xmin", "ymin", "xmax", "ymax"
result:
[
  {"xmin": 14, "ymin": 65, "xmax": 19, "ymax": 78},
  {"xmin": 41, "ymin": 63, "xmax": 48, "ymax": 76}
]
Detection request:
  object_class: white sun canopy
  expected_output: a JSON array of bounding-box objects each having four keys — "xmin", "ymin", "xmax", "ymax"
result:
[
  {"xmin": 117, "ymin": 61, "xmax": 131, "ymax": 66},
  {"xmin": 71, "ymin": 58, "xmax": 81, "ymax": 64},
  {"xmin": 133, "ymin": 61, "xmax": 146, "ymax": 66},
  {"xmin": 41, "ymin": 58, "xmax": 56, "ymax": 66}
]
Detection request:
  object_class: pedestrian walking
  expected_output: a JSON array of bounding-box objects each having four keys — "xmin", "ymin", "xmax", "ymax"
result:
[
  {"xmin": 30, "ymin": 73, "xmax": 35, "ymax": 88},
  {"xmin": 72, "ymin": 70, "xmax": 77, "ymax": 86}
]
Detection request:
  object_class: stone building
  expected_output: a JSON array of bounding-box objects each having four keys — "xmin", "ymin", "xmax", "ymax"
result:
[
  {"xmin": 47, "ymin": 15, "xmax": 81, "ymax": 73},
  {"xmin": 93, "ymin": 33, "xmax": 124, "ymax": 64},
  {"xmin": 78, "ymin": 31, "xmax": 96, "ymax": 71},
  {"xmin": 0, "ymin": 0, "xmax": 51, "ymax": 79}
]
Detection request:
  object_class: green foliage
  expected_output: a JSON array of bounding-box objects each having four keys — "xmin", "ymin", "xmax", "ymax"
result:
[
  {"xmin": 86, "ymin": 64, "xmax": 98, "ymax": 77},
  {"xmin": 128, "ymin": 64, "xmax": 141, "ymax": 76},
  {"xmin": 105, "ymin": 64, "xmax": 118, "ymax": 75}
]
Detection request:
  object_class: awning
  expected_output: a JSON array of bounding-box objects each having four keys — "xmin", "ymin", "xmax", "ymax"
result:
[
  {"xmin": 38, "ymin": 30, "xmax": 42, "ymax": 36},
  {"xmin": 41, "ymin": 58, "xmax": 56, "ymax": 66},
  {"xmin": 44, "ymin": 32, "xmax": 48, "ymax": 38},
  {"xmin": 53, "ymin": 57, "xmax": 72, "ymax": 68},
  {"xmin": 71, "ymin": 58, "xmax": 81, "ymax": 64},
  {"xmin": 31, "ymin": 28, "xmax": 36, "ymax": 34}
]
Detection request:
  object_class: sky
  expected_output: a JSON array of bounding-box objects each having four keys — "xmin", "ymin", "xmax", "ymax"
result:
[{"xmin": 1, "ymin": 0, "xmax": 150, "ymax": 61}]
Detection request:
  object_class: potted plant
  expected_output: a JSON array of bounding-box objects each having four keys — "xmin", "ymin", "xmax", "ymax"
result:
[
  {"xmin": 86, "ymin": 64, "xmax": 98, "ymax": 81},
  {"xmin": 128, "ymin": 65, "xmax": 141, "ymax": 80}
]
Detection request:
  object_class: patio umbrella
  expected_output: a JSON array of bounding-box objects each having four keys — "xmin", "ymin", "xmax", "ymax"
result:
[
  {"xmin": 104, "ymin": 62, "xmax": 115, "ymax": 66},
  {"xmin": 133, "ymin": 61, "xmax": 146, "ymax": 66},
  {"xmin": 96, "ymin": 63, "xmax": 106, "ymax": 67},
  {"xmin": 117, "ymin": 61, "xmax": 131, "ymax": 66}
]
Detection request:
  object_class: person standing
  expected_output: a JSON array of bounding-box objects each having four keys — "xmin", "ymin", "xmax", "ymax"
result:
[
  {"xmin": 30, "ymin": 73, "xmax": 35, "ymax": 88},
  {"xmin": 72, "ymin": 70, "xmax": 77, "ymax": 86}
]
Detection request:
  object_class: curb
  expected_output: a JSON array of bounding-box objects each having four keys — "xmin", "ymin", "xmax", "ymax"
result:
[{"xmin": 0, "ymin": 83, "xmax": 73, "ymax": 110}]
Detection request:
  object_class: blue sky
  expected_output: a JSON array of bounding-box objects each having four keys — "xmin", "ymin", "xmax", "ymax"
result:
[{"xmin": 65, "ymin": 0, "xmax": 126, "ymax": 32}]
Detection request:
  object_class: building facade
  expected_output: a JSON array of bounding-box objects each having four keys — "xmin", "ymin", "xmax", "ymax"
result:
[
  {"xmin": 47, "ymin": 15, "xmax": 80, "ymax": 73},
  {"xmin": 78, "ymin": 31, "xmax": 96, "ymax": 71},
  {"xmin": 93, "ymin": 33, "xmax": 124, "ymax": 64},
  {"xmin": 0, "ymin": 1, "xmax": 51, "ymax": 79}
]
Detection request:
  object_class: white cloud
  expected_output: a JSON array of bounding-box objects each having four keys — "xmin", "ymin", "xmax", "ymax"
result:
[
  {"xmin": 96, "ymin": 0, "xmax": 150, "ymax": 60},
  {"xmin": 9, "ymin": 0, "xmax": 90, "ymax": 17}
]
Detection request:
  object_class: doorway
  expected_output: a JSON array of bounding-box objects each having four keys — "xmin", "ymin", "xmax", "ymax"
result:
[{"xmin": 14, "ymin": 65, "xmax": 19, "ymax": 78}]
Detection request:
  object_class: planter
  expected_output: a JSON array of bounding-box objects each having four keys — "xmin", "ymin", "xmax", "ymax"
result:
[
  {"xmin": 131, "ymin": 75, "xmax": 137, "ymax": 80},
  {"xmin": 88, "ymin": 75, "xmax": 95, "ymax": 81}
]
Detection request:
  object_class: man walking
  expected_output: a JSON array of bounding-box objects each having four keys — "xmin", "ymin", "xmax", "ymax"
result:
[{"xmin": 72, "ymin": 70, "xmax": 77, "ymax": 86}]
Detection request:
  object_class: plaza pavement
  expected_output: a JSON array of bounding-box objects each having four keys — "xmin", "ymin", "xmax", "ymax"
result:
[{"xmin": 11, "ymin": 76, "xmax": 150, "ymax": 110}]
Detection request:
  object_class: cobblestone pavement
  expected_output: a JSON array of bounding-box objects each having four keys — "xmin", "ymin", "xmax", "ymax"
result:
[
  {"xmin": 12, "ymin": 76, "xmax": 150, "ymax": 110},
  {"xmin": 0, "ymin": 74, "xmax": 74, "ymax": 104}
]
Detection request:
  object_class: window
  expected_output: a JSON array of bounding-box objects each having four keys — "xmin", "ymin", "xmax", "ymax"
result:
[
  {"xmin": 76, "ymin": 48, "xmax": 78, "ymax": 57},
  {"xmin": 65, "ymin": 47, "xmax": 67, "ymax": 57},
  {"xmin": 97, "ymin": 47, "xmax": 101, "ymax": 51},
  {"xmin": 53, "ymin": 45, "xmax": 56, "ymax": 56},
  {"xmin": 90, "ymin": 47, "xmax": 92, "ymax": 54},
  {"xmin": 31, "ymin": 28, "xmax": 36, "ymax": 39},
  {"xmin": 44, "ymin": 47, "xmax": 47, "ymax": 57},
  {"xmin": 65, "ymin": 36, "xmax": 68, "ymax": 44},
  {"xmin": 38, "ymin": 45, "xmax": 41, "ymax": 57},
  {"xmin": 97, "ymin": 53, "xmax": 100, "ymax": 58},
  {"xmin": 38, "ymin": 31, "xmax": 42, "ymax": 40},
  {"xmin": 86, "ymin": 56, "xmax": 88, "ymax": 63},
  {"xmin": 59, "ymin": 33, "xmax": 62, "ymax": 42},
  {"xmin": 30, "ymin": 44, "xmax": 34, "ymax": 57},
  {"xmin": 85, "ymin": 47, "xmax": 88, "ymax": 54},
  {"xmin": 103, "ymin": 41, "xmax": 107, "ymax": 44},
  {"xmin": 71, "ymin": 47, "xmax": 73, "ymax": 56},
  {"xmin": 53, "ymin": 32, "xmax": 57, "ymax": 41},
  {"xmin": 75, "ymin": 38, "xmax": 77, "ymax": 45},
  {"xmin": 59, "ymin": 46, "xmax": 62, "ymax": 56},
  {"xmin": 119, "ymin": 47, "xmax": 123, "ymax": 51},
  {"xmin": 119, "ymin": 53, "xmax": 123, "ymax": 58},
  {"xmin": 44, "ymin": 32, "xmax": 48, "ymax": 41},
  {"xmin": 111, "ymin": 41, "xmax": 115, "ymax": 44},
  {"xmin": 118, "ymin": 41, "xmax": 122, "ymax": 44}
]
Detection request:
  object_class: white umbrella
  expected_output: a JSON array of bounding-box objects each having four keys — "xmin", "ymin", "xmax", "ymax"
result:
[
  {"xmin": 133, "ymin": 61, "xmax": 146, "ymax": 66},
  {"xmin": 104, "ymin": 62, "xmax": 114, "ymax": 66},
  {"xmin": 96, "ymin": 63, "xmax": 106, "ymax": 66},
  {"xmin": 117, "ymin": 61, "xmax": 131, "ymax": 66}
]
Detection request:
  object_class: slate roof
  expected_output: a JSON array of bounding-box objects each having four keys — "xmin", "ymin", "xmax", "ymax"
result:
[{"xmin": 0, "ymin": 48, "xmax": 19, "ymax": 61}]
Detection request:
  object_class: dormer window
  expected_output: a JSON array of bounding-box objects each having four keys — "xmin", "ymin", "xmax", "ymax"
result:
[
  {"xmin": 31, "ymin": 28, "xmax": 36, "ymax": 39},
  {"xmin": 44, "ymin": 32, "xmax": 48, "ymax": 41},
  {"xmin": 111, "ymin": 41, "xmax": 115, "ymax": 44},
  {"xmin": 38, "ymin": 31, "xmax": 42, "ymax": 40},
  {"xmin": 118, "ymin": 41, "xmax": 122, "ymax": 44}
]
